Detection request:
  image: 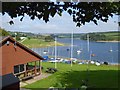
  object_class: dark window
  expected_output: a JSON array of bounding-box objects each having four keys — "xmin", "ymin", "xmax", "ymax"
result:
[
  {"xmin": 20, "ymin": 64, "xmax": 24, "ymax": 72},
  {"xmin": 14, "ymin": 64, "xmax": 24, "ymax": 74},
  {"xmin": 14, "ymin": 65, "xmax": 19, "ymax": 74}
]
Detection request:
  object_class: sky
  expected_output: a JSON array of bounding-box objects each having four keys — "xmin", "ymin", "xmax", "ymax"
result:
[{"xmin": 0, "ymin": 11, "xmax": 119, "ymax": 34}]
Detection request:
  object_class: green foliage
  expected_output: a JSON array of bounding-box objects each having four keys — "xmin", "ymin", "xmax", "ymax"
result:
[
  {"xmin": 81, "ymin": 33, "xmax": 106, "ymax": 41},
  {"xmin": 57, "ymin": 34, "xmax": 81, "ymax": 38},
  {"xmin": 0, "ymin": 28, "xmax": 10, "ymax": 36},
  {"xmin": 16, "ymin": 36, "xmax": 21, "ymax": 41},
  {"xmin": 27, "ymin": 37, "xmax": 31, "ymax": 40},
  {"xmin": 2, "ymin": 2, "xmax": 120, "ymax": 27},
  {"xmin": 44, "ymin": 35, "xmax": 54, "ymax": 42},
  {"xmin": 80, "ymin": 31, "xmax": 120, "ymax": 41}
]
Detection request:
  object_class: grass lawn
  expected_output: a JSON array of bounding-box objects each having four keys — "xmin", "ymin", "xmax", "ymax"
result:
[
  {"xmin": 21, "ymin": 38, "xmax": 65, "ymax": 48},
  {"xmin": 24, "ymin": 62, "xmax": 119, "ymax": 89}
]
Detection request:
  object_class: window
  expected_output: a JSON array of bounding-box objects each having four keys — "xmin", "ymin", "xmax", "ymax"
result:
[
  {"xmin": 14, "ymin": 65, "xmax": 19, "ymax": 74},
  {"xmin": 6, "ymin": 41, "xmax": 10, "ymax": 46},
  {"xmin": 14, "ymin": 64, "xmax": 24, "ymax": 74},
  {"xmin": 20, "ymin": 64, "xmax": 24, "ymax": 72}
]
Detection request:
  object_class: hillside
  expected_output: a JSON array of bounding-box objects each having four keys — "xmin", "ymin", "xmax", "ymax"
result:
[
  {"xmin": 80, "ymin": 31, "xmax": 120, "ymax": 41},
  {"xmin": 0, "ymin": 28, "xmax": 10, "ymax": 36},
  {"xmin": 57, "ymin": 33, "xmax": 83, "ymax": 38}
]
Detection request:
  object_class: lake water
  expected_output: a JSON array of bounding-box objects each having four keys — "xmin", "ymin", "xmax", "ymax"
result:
[{"xmin": 32, "ymin": 38, "xmax": 119, "ymax": 64}]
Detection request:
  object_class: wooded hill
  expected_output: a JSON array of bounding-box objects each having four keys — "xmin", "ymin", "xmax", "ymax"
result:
[
  {"xmin": 0, "ymin": 28, "xmax": 55, "ymax": 42},
  {"xmin": 80, "ymin": 31, "xmax": 120, "ymax": 41},
  {"xmin": 57, "ymin": 31, "xmax": 120, "ymax": 41},
  {"xmin": 0, "ymin": 28, "xmax": 119, "ymax": 41}
]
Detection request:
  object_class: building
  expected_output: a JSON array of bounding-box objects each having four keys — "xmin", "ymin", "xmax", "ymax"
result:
[{"xmin": 0, "ymin": 36, "xmax": 44, "ymax": 90}]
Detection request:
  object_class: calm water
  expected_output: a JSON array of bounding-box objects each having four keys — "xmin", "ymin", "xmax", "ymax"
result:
[{"xmin": 32, "ymin": 38, "xmax": 119, "ymax": 64}]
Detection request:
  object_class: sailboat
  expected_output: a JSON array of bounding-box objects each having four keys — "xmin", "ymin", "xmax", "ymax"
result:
[
  {"xmin": 109, "ymin": 46, "xmax": 113, "ymax": 52},
  {"xmin": 43, "ymin": 50, "xmax": 48, "ymax": 54},
  {"xmin": 77, "ymin": 50, "xmax": 82, "ymax": 54}
]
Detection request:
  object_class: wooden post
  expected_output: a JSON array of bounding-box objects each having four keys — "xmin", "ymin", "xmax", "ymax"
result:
[
  {"xmin": 24, "ymin": 63, "xmax": 27, "ymax": 77},
  {"xmin": 41, "ymin": 60, "xmax": 42, "ymax": 74},
  {"xmin": 39, "ymin": 60, "xmax": 42, "ymax": 74},
  {"xmin": 34, "ymin": 61, "xmax": 37, "ymax": 76}
]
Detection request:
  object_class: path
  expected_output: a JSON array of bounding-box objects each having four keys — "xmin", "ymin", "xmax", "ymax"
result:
[
  {"xmin": 20, "ymin": 73, "xmax": 52, "ymax": 88},
  {"xmin": 20, "ymin": 38, "xmax": 27, "ymax": 43}
]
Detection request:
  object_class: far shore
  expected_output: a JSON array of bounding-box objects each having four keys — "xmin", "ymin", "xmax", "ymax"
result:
[{"xmin": 96, "ymin": 40, "xmax": 120, "ymax": 43}]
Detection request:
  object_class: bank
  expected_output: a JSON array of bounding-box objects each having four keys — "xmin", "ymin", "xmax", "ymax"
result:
[
  {"xmin": 96, "ymin": 40, "xmax": 120, "ymax": 43},
  {"xmin": 21, "ymin": 38, "xmax": 66, "ymax": 48}
]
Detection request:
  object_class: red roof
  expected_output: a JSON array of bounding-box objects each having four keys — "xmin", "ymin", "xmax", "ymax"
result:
[
  {"xmin": 0, "ymin": 36, "xmax": 44, "ymax": 60},
  {"xmin": 0, "ymin": 36, "xmax": 45, "ymax": 75}
]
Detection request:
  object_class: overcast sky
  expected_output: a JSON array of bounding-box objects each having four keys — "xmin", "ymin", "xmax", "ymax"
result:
[{"xmin": 1, "ymin": 12, "xmax": 119, "ymax": 34}]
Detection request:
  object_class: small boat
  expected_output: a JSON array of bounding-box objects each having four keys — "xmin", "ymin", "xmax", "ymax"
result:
[
  {"xmin": 90, "ymin": 60, "xmax": 95, "ymax": 64},
  {"xmin": 77, "ymin": 50, "xmax": 82, "ymax": 54},
  {"xmin": 67, "ymin": 48, "xmax": 70, "ymax": 51},
  {"xmin": 43, "ymin": 50, "xmax": 48, "ymax": 54},
  {"xmin": 78, "ymin": 62, "xmax": 83, "ymax": 65},
  {"xmin": 91, "ymin": 54, "xmax": 95, "ymax": 57},
  {"xmin": 109, "ymin": 49, "xmax": 113, "ymax": 52},
  {"xmin": 95, "ymin": 62, "xmax": 101, "ymax": 66},
  {"xmin": 109, "ymin": 46, "xmax": 113, "ymax": 52}
]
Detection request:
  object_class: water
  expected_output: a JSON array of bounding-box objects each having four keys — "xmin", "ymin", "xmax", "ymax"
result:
[{"xmin": 32, "ymin": 38, "xmax": 119, "ymax": 64}]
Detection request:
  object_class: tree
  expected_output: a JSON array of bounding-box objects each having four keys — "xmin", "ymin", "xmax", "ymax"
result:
[
  {"xmin": 44, "ymin": 35, "xmax": 54, "ymax": 42},
  {"xmin": 16, "ymin": 36, "xmax": 21, "ymax": 41},
  {"xmin": 2, "ymin": 2, "xmax": 120, "ymax": 27}
]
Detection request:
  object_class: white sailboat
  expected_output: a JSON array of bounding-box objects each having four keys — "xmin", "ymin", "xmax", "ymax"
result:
[
  {"xmin": 43, "ymin": 50, "xmax": 48, "ymax": 54},
  {"xmin": 77, "ymin": 50, "xmax": 82, "ymax": 54},
  {"xmin": 77, "ymin": 43, "xmax": 83, "ymax": 54},
  {"xmin": 109, "ymin": 46, "xmax": 113, "ymax": 52}
]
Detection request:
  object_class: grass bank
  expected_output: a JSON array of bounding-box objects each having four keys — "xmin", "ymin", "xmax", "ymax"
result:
[
  {"xmin": 21, "ymin": 38, "xmax": 65, "ymax": 48},
  {"xmin": 24, "ymin": 62, "xmax": 119, "ymax": 89}
]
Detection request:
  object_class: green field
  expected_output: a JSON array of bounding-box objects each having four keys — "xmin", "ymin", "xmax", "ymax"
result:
[
  {"xmin": 79, "ymin": 31, "xmax": 120, "ymax": 41},
  {"xmin": 24, "ymin": 62, "xmax": 119, "ymax": 89},
  {"xmin": 102, "ymin": 32, "xmax": 120, "ymax": 41},
  {"xmin": 21, "ymin": 38, "xmax": 65, "ymax": 48}
]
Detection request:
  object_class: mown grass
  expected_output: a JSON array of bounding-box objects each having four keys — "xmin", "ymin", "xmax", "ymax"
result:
[
  {"xmin": 24, "ymin": 62, "xmax": 119, "ymax": 89},
  {"xmin": 21, "ymin": 38, "xmax": 65, "ymax": 48}
]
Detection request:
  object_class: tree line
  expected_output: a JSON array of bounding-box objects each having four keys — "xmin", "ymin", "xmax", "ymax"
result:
[{"xmin": 80, "ymin": 32, "xmax": 119, "ymax": 41}]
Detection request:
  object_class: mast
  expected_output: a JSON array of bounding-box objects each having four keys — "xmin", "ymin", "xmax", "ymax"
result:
[
  {"xmin": 14, "ymin": 33, "xmax": 17, "ymax": 48},
  {"xmin": 86, "ymin": 33, "xmax": 90, "ymax": 83},
  {"xmin": 71, "ymin": 30, "xmax": 73, "ymax": 67},
  {"xmin": 87, "ymin": 33, "xmax": 90, "ymax": 64},
  {"xmin": 87, "ymin": 34, "xmax": 90, "ymax": 52},
  {"xmin": 55, "ymin": 35, "xmax": 57, "ymax": 68}
]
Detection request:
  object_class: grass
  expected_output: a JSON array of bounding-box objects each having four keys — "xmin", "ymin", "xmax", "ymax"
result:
[
  {"xmin": 103, "ymin": 32, "xmax": 120, "ymax": 41},
  {"xmin": 21, "ymin": 38, "xmax": 65, "ymax": 48},
  {"xmin": 24, "ymin": 62, "xmax": 119, "ymax": 89}
]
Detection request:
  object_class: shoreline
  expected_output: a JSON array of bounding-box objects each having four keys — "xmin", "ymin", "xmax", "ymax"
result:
[
  {"xmin": 24, "ymin": 42, "xmax": 67, "ymax": 48},
  {"xmin": 21, "ymin": 38, "xmax": 67, "ymax": 48},
  {"xmin": 46, "ymin": 56, "xmax": 120, "ymax": 66},
  {"xmin": 96, "ymin": 40, "xmax": 120, "ymax": 43}
]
